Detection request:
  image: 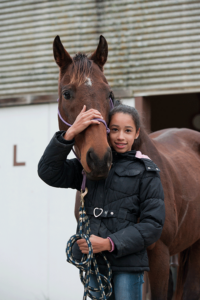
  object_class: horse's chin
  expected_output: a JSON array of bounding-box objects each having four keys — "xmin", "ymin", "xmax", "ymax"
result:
[{"xmin": 85, "ymin": 170, "xmax": 110, "ymax": 181}]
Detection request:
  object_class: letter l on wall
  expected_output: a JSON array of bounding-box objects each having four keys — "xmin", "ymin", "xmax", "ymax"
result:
[{"xmin": 13, "ymin": 145, "xmax": 26, "ymax": 166}]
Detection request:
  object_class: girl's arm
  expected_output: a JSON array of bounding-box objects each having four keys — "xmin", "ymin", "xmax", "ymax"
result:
[
  {"xmin": 38, "ymin": 131, "xmax": 83, "ymax": 190},
  {"xmin": 107, "ymin": 171, "xmax": 165, "ymax": 258}
]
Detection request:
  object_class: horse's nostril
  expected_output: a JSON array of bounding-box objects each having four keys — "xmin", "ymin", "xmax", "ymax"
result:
[
  {"xmin": 88, "ymin": 150, "xmax": 93, "ymax": 160},
  {"xmin": 87, "ymin": 149, "xmax": 96, "ymax": 169},
  {"xmin": 87, "ymin": 150, "xmax": 94, "ymax": 163}
]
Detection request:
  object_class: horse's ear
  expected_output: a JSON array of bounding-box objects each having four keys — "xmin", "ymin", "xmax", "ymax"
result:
[
  {"xmin": 53, "ymin": 35, "xmax": 72, "ymax": 68},
  {"xmin": 90, "ymin": 35, "xmax": 108, "ymax": 71}
]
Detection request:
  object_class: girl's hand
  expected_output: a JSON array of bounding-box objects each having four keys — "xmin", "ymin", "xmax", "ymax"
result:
[
  {"xmin": 64, "ymin": 105, "xmax": 103, "ymax": 140},
  {"xmin": 77, "ymin": 234, "xmax": 111, "ymax": 254}
]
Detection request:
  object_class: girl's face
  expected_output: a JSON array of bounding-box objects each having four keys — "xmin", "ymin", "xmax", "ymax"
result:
[{"xmin": 109, "ymin": 112, "xmax": 140, "ymax": 153}]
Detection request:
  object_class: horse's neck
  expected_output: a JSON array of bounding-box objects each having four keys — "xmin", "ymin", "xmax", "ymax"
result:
[{"xmin": 139, "ymin": 130, "xmax": 160, "ymax": 161}]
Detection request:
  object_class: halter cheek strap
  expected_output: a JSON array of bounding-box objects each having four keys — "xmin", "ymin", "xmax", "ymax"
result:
[
  {"xmin": 57, "ymin": 97, "xmax": 114, "ymax": 191},
  {"xmin": 57, "ymin": 98, "xmax": 114, "ymax": 134}
]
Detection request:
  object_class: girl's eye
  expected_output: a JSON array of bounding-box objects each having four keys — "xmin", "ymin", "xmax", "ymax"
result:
[
  {"xmin": 111, "ymin": 128, "xmax": 118, "ymax": 132},
  {"xmin": 126, "ymin": 129, "xmax": 132, "ymax": 133},
  {"xmin": 63, "ymin": 91, "xmax": 71, "ymax": 100}
]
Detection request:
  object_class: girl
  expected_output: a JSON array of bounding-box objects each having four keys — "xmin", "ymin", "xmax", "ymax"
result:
[{"xmin": 38, "ymin": 104, "xmax": 165, "ymax": 300}]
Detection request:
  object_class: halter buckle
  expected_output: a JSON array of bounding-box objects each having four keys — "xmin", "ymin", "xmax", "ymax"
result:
[{"xmin": 93, "ymin": 207, "xmax": 103, "ymax": 218}]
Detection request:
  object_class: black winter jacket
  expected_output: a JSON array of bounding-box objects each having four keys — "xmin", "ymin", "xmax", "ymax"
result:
[{"xmin": 38, "ymin": 131, "xmax": 165, "ymax": 272}]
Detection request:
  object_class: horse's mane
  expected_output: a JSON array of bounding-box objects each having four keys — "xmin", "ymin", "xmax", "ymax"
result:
[{"xmin": 70, "ymin": 53, "xmax": 92, "ymax": 86}]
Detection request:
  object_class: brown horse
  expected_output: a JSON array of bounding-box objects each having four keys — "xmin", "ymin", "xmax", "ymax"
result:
[
  {"xmin": 53, "ymin": 35, "xmax": 200, "ymax": 300},
  {"xmin": 53, "ymin": 35, "xmax": 112, "ymax": 180}
]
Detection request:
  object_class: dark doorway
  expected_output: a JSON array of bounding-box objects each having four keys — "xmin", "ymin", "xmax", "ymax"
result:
[{"xmin": 148, "ymin": 93, "xmax": 200, "ymax": 133}]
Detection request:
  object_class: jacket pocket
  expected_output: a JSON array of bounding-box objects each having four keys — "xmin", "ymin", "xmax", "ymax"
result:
[{"xmin": 109, "ymin": 167, "xmax": 141, "ymax": 195}]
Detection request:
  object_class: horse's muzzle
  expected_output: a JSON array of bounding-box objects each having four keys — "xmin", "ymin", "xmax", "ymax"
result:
[{"xmin": 86, "ymin": 147, "xmax": 112, "ymax": 180}]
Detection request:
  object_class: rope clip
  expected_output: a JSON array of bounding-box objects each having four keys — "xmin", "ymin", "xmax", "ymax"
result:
[{"xmin": 80, "ymin": 187, "xmax": 88, "ymax": 208}]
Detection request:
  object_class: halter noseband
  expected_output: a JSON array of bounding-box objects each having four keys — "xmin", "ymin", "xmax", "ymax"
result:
[
  {"xmin": 57, "ymin": 98, "xmax": 114, "ymax": 134},
  {"xmin": 57, "ymin": 97, "xmax": 114, "ymax": 191}
]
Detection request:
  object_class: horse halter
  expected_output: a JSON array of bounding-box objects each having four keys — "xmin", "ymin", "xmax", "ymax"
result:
[
  {"xmin": 57, "ymin": 97, "xmax": 114, "ymax": 192},
  {"xmin": 57, "ymin": 98, "xmax": 114, "ymax": 134}
]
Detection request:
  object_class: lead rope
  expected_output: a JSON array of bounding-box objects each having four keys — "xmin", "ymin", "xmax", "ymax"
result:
[
  {"xmin": 60, "ymin": 97, "xmax": 114, "ymax": 299},
  {"xmin": 66, "ymin": 188, "xmax": 112, "ymax": 300}
]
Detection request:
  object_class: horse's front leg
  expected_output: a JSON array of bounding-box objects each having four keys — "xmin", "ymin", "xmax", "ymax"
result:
[{"xmin": 148, "ymin": 240, "xmax": 170, "ymax": 300}]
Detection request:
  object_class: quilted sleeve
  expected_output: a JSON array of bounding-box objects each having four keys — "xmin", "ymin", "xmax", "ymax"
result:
[{"xmin": 38, "ymin": 131, "xmax": 83, "ymax": 191}]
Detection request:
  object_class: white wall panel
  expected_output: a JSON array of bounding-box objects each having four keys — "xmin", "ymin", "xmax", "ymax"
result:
[{"xmin": 0, "ymin": 103, "xmax": 82, "ymax": 300}]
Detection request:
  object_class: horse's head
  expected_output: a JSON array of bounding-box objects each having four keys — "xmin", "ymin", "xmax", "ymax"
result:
[{"xmin": 53, "ymin": 35, "xmax": 113, "ymax": 180}]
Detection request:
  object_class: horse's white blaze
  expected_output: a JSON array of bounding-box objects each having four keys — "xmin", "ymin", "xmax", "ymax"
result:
[{"xmin": 85, "ymin": 77, "xmax": 92, "ymax": 86}]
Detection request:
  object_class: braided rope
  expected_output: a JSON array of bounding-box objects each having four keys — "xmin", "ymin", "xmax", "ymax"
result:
[{"xmin": 66, "ymin": 188, "xmax": 112, "ymax": 300}]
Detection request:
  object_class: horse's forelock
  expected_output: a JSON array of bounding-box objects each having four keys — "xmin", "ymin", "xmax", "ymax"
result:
[{"xmin": 70, "ymin": 53, "xmax": 92, "ymax": 86}]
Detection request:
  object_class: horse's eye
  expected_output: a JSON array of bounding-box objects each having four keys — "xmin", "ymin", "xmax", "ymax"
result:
[{"xmin": 63, "ymin": 91, "xmax": 71, "ymax": 100}]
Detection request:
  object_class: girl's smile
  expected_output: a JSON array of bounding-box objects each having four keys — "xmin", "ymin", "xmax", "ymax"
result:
[
  {"xmin": 109, "ymin": 112, "xmax": 140, "ymax": 153},
  {"xmin": 114, "ymin": 142, "xmax": 127, "ymax": 149}
]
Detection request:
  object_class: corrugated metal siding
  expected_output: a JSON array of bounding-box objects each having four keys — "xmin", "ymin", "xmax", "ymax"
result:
[
  {"xmin": 0, "ymin": 0, "xmax": 200, "ymax": 100},
  {"xmin": 0, "ymin": 0, "xmax": 99, "ymax": 98},
  {"xmin": 102, "ymin": 0, "xmax": 200, "ymax": 95}
]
